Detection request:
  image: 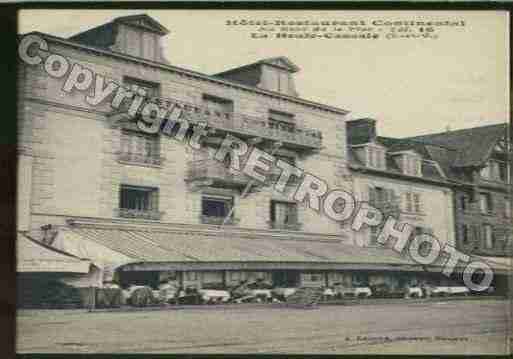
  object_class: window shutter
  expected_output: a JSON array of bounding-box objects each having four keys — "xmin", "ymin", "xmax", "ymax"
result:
[
  {"xmin": 405, "ymin": 192, "xmax": 412, "ymax": 212},
  {"xmin": 368, "ymin": 186, "xmax": 376, "ymax": 206},
  {"xmin": 413, "ymin": 193, "xmax": 421, "ymax": 213}
]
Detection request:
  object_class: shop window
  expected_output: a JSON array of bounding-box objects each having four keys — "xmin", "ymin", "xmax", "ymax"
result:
[{"xmin": 352, "ymin": 273, "xmax": 369, "ymax": 287}]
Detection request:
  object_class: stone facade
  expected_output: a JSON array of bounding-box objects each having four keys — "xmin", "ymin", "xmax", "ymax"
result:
[{"xmin": 17, "ymin": 18, "xmax": 351, "ymax": 241}]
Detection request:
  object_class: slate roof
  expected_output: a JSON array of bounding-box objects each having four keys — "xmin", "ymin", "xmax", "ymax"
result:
[
  {"xmin": 348, "ymin": 136, "xmax": 448, "ymax": 183},
  {"xmin": 408, "ymin": 123, "xmax": 508, "ymax": 168},
  {"xmin": 215, "ymin": 56, "xmax": 301, "ymax": 77}
]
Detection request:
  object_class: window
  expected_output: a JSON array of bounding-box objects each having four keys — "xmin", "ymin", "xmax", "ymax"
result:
[
  {"xmin": 480, "ymin": 163, "xmax": 491, "ymax": 179},
  {"xmin": 459, "ymin": 195, "xmax": 467, "ymax": 211},
  {"xmin": 461, "ymin": 224, "xmax": 469, "ymax": 245},
  {"xmin": 368, "ymin": 186, "xmax": 396, "ymax": 211},
  {"xmin": 481, "ymin": 160, "xmax": 509, "ymax": 182},
  {"xmin": 483, "ymin": 224, "xmax": 494, "ymax": 249},
  {"xmin": 203, "ymin": 94, "xmax": 233, "ymax": 114},
  {"xmin": 268, "ymin": 110, "xmax": 296, "ymax": 133},
  {"xmin": 404, "ymin": 192, "xmax": 422, "ymax": 213},
  {"xmin": 413, "ymin": 193, "xmax": 421, "ymax": 213},
  {"xmin": 398, "ymin": 154, "xmax": 422, "ymax": 176},
  {"xmin": 472, "ymin": 225, "xmax": 481, "ymax": 250},
  {"xmin": 119, "ymin": 185, "xmax": 160, "ymax": 219},
  {"xmin": 366, "ymin": 146, "xmax": 386, "ymax": 169},
  {"xmin": 370, "ymin": 226, "xmax": 380, "ymax": 245},
  {"xmin": 479, "ymin": 193, "xmax": 493, "ymax": 214},
  {"xmin": 352, "ymin": 273, "xmax": 369, "ymax": 287},
  {"xmin": 120, "ymin": 130, "xmax": 161, "ymax": 165},
  {"xmin": 124, "ymin": 76, "xmax": 160, "ymax": 99},
  {"xmin": 270, "ymin": 201, "xmax": 299, "ymax": 229},
  {"xmin": 498, "ymin": 162, "xmax": 508, "ymax": 182},
  {"xmin": 201, "ymin": 195, "xmax": 234, "ymax": 224},
  {"xmin": 275, "ymin": 154, "xmax": 296, "ymax": 166},
  {"xmin": 505, "ymin": 197, "xmax": 511, "ymax": 219}
]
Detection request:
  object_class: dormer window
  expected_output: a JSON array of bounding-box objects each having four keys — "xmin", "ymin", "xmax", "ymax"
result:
[
  {"xmin": 480, "ymin": 160, "xmax": 508, "ymax": 182},
  {"xmin": 393, "ymin": 152, "xmax": 422, "ymax": 177},
  {"xmin": 366, "ymin": 145, "xmax": 386, "ymax": 170}
]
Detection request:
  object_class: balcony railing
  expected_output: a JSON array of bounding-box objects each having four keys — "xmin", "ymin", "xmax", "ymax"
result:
[
  {"xmin": 201, "ymin": 215, "xmax": 240, "ymax": 226},
  {"xmin": 369, "ymin": 201, "xmax": 401, "ymax": 216},
  {"xmin": 148, "ymin": 97, "xmax": 323, "ymax": 150},
  {"xmin": 268, "ymin": 221, "xmax": 303, "ymax": 231},
  {"xmin": 117, "ymin": 208, "xmax": 164, "ymax": 220},
  {"xmin": 118, "ymin": 152, "xmax": 163, "ymax": 167},
  {"xmin": 186, "ymin": 159, "xmax": 250, "ymax": 189}
]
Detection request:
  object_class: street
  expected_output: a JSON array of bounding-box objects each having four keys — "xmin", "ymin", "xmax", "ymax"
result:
[{"xmin": 17, "ymin": 299, "xmax": 510, "ymax": 354}]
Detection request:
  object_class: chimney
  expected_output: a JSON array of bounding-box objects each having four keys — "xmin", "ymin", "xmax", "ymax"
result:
[{"xmin": 346, "ymin": 118, "xmax": 377, "ymax": 145}]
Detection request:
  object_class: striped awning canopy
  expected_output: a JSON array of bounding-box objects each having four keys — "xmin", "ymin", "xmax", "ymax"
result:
[{"xmin": 17, "ymin": 233, "xmax": 90, "ymax": 273}]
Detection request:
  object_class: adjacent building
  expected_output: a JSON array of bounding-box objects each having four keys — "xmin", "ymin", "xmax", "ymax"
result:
[{"xmin": 408, "ymin": 124, "xmax": 511, "ymax": 258}]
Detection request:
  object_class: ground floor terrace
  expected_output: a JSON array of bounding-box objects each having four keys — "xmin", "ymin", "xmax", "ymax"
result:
[
  {"xmin": 18, "ymin": 217, "xmax": 511, "ymax": 309},
  {"xmin": 16, "ymin": 299, "xmax": 511, "ymax": 354}
]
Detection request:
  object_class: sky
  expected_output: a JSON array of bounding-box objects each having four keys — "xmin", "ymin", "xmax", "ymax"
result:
[{"xmin": 19, "ymin": 10, "xmax": 509, "ymax": 137}]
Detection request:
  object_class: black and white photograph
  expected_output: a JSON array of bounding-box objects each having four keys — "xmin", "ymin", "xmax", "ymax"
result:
[{"xmin": 14, "ymin": 8, "xmax": 512, "ymax": 355}]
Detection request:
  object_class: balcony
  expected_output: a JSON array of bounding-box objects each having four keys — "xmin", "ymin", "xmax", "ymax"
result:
[
  {"xmin": 117, "ymin": 152, "xmax": 164, "ymax": 167},
  {"xmin": 150, "ymin": 97, "xmax": 323, "ymax": 150},
  {"xmin": 268, "ymin": 221, "xmax": 303, "ymax": 231},
  {"xmin": 369, "ymin": 201, "xmax": 401, "ymax": 217},
  {"xmin": 186, "ymin": 159, "xmax": 250, "ymax": 189},
  {"xmin": 201, "ymin": 215, "xmax": 240, "ymax": 226},
  {"xmin": 117, "ymin": 208, "xmax": 164, "ymax": 220}
]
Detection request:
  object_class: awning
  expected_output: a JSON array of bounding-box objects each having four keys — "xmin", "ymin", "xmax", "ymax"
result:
[
  {"xmin": 51, "ymin": 221, "xmax": 428, "ymax": 273},
  {"xmin": 17, "ymin": 233, "xmax": 90, "ymax": 273}
]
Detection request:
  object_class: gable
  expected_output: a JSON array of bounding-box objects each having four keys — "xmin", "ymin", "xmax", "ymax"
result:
[
  {"xmin": 261, "ymin": 57, "xmax": 300, "ymax": 73},
  {"xmin": 115, "ymin": 15, "xmax": 169, "ymax": 35},
  {"xmin": 494, "ymin": 135, "xmax": 508, "ymax": 153}
]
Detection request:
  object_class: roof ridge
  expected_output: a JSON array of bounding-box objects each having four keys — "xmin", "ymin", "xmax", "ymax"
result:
[
  {"xmin": 22, "ymin": 31, "xmax": 349, "ymax": 115},
  {"xmin": 409, "ymin": 123, "xmax": 507, "ymax": 140}
]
